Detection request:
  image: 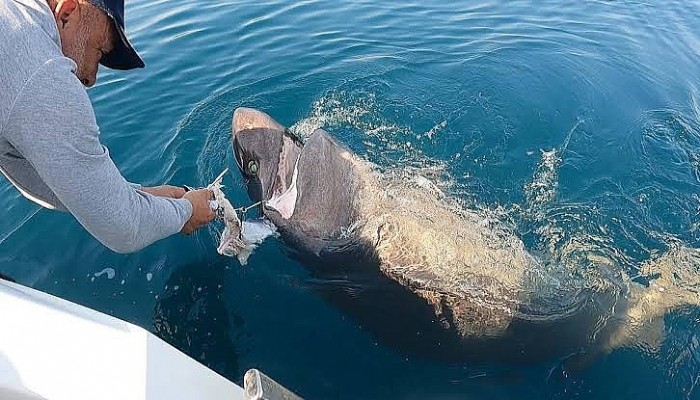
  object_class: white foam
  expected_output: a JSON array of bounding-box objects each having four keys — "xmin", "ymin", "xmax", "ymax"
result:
[
  {"xmin": 524, "ymin": 148, "xmax": 561, "ymax": 208},
  {"xmin": 94, "ymin": 268, "xmax": 115, "ymax": 280},
  {"xmin": 423, "ymin": 120, "xmax": 447, "ymax": 140},
  {"xmin": 289, "ymin": 93, "xmax": 374, "ymax": 138}
]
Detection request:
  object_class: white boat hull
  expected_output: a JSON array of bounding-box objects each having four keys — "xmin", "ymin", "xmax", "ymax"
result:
[{"xmin": 0, "ymin": 279, "xmax": 245, "ymax": 400}]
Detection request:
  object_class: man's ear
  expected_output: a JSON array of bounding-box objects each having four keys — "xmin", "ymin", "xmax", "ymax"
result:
[{"xmin": 53, "ymin": 0, "xmax": 80, "ymax": 30}]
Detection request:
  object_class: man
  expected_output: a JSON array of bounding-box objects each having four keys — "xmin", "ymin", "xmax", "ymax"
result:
[{"xmin": 0, "ymin": 0, "xmax": 216, "ymax": 253}]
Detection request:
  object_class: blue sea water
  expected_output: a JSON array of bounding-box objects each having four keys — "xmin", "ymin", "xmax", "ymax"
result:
[{"xmin": 2, "ymin": 0, "xmax": 700, "ymax": 398}]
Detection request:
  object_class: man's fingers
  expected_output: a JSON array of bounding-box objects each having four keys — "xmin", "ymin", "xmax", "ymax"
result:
[
  {"xmin": 181, "ymin": 188, "xmax": 218, "ymax": 235},
  {"xmin": 207, "ymin": 190, "xmax": 217, "ymax": 220}
]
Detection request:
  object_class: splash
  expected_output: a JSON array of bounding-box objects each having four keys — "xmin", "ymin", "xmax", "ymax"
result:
[
  {"xmin": 525, "ymin": 148, "xmax": 561, "ymax": 207},
  {"xmin": 524, "ymin": 119, "xmax": 580, "ymax": 210},
  {"xmin": 290, "ymin": 89, "xmax": 455, "ymax": 189},
  {"xmin": 289, "ymin": 91, "xmax": 377, "ymax": 138},
  {"xmin": 517, "ymin": 118, "xmax": 611, "ymax": 268}
]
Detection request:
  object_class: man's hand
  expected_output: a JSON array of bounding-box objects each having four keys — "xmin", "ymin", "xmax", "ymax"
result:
[
  {"xmin": 139, "ymin": 185, "xmax": 186, "ymax": 199},
  {"xmin": 181, "ymin": 188, "xmax": 216, "ymax": 235}
]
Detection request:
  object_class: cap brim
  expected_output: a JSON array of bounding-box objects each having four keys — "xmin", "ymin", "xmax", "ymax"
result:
[{"xmin": 100, "ymin": 23, "xmax": 144, "ymax": 70}]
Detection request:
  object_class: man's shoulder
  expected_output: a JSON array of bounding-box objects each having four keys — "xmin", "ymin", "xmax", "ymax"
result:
[
  {"xmin": 5, "ymin": 57, "xmax": 94, "ymax": 134},
  {"xmin": 1, "ymin": 0, "xmax": 63, "ymax": 63},
  {"xmin": 0, "ymin": 0, "xmax": 79, "ymax": 134}
]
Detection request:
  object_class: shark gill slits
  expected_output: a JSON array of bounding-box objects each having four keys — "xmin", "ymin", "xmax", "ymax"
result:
[{"xmin": 233, "ymin": 140, "xmax": 244, "ymax": 171}]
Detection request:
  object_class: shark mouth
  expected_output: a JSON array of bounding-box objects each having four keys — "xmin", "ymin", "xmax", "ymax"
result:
[{"xmin": 264, "ymin": 154, "xmax": 300, "ymax": 220}]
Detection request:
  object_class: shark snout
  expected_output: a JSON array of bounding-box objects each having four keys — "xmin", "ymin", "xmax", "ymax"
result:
[{"xmin": 232, "ymin": 107, "xmax": 286, "ymax": 136}]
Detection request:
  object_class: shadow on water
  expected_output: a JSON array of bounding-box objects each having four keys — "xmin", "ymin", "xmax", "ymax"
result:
[{"xmin": 151, "ymin": 258, "xmax": 247, "ymax": 383}]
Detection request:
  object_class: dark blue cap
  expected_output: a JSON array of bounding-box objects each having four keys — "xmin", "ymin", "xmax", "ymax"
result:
[{"xmin": 88, "ymin": 0, "xmax": 144, "ymax": 70}]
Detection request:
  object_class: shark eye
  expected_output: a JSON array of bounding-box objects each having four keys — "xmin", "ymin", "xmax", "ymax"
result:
[{"xmin": 247, "ymin": 160, "xmax": 259, "ymax": 175}]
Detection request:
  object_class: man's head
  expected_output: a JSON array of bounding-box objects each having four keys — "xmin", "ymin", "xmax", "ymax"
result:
[{"xmin": 47, "ymin": 0, "xmax": 143, "ymax": 87}]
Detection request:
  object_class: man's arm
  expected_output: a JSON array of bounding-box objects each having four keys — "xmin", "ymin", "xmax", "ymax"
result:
[
  {"xmin": 4, "ymin": 57, "xmax": 196, "ymax": 253},
  {"xmin": 138, "ymin": 185, "xmax": 186, "ymax": 199}
]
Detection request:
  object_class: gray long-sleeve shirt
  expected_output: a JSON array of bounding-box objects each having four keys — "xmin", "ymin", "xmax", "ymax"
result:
[{"xmin": 0, "ymin": 0, "xmax": 193, "ymax": 253}]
